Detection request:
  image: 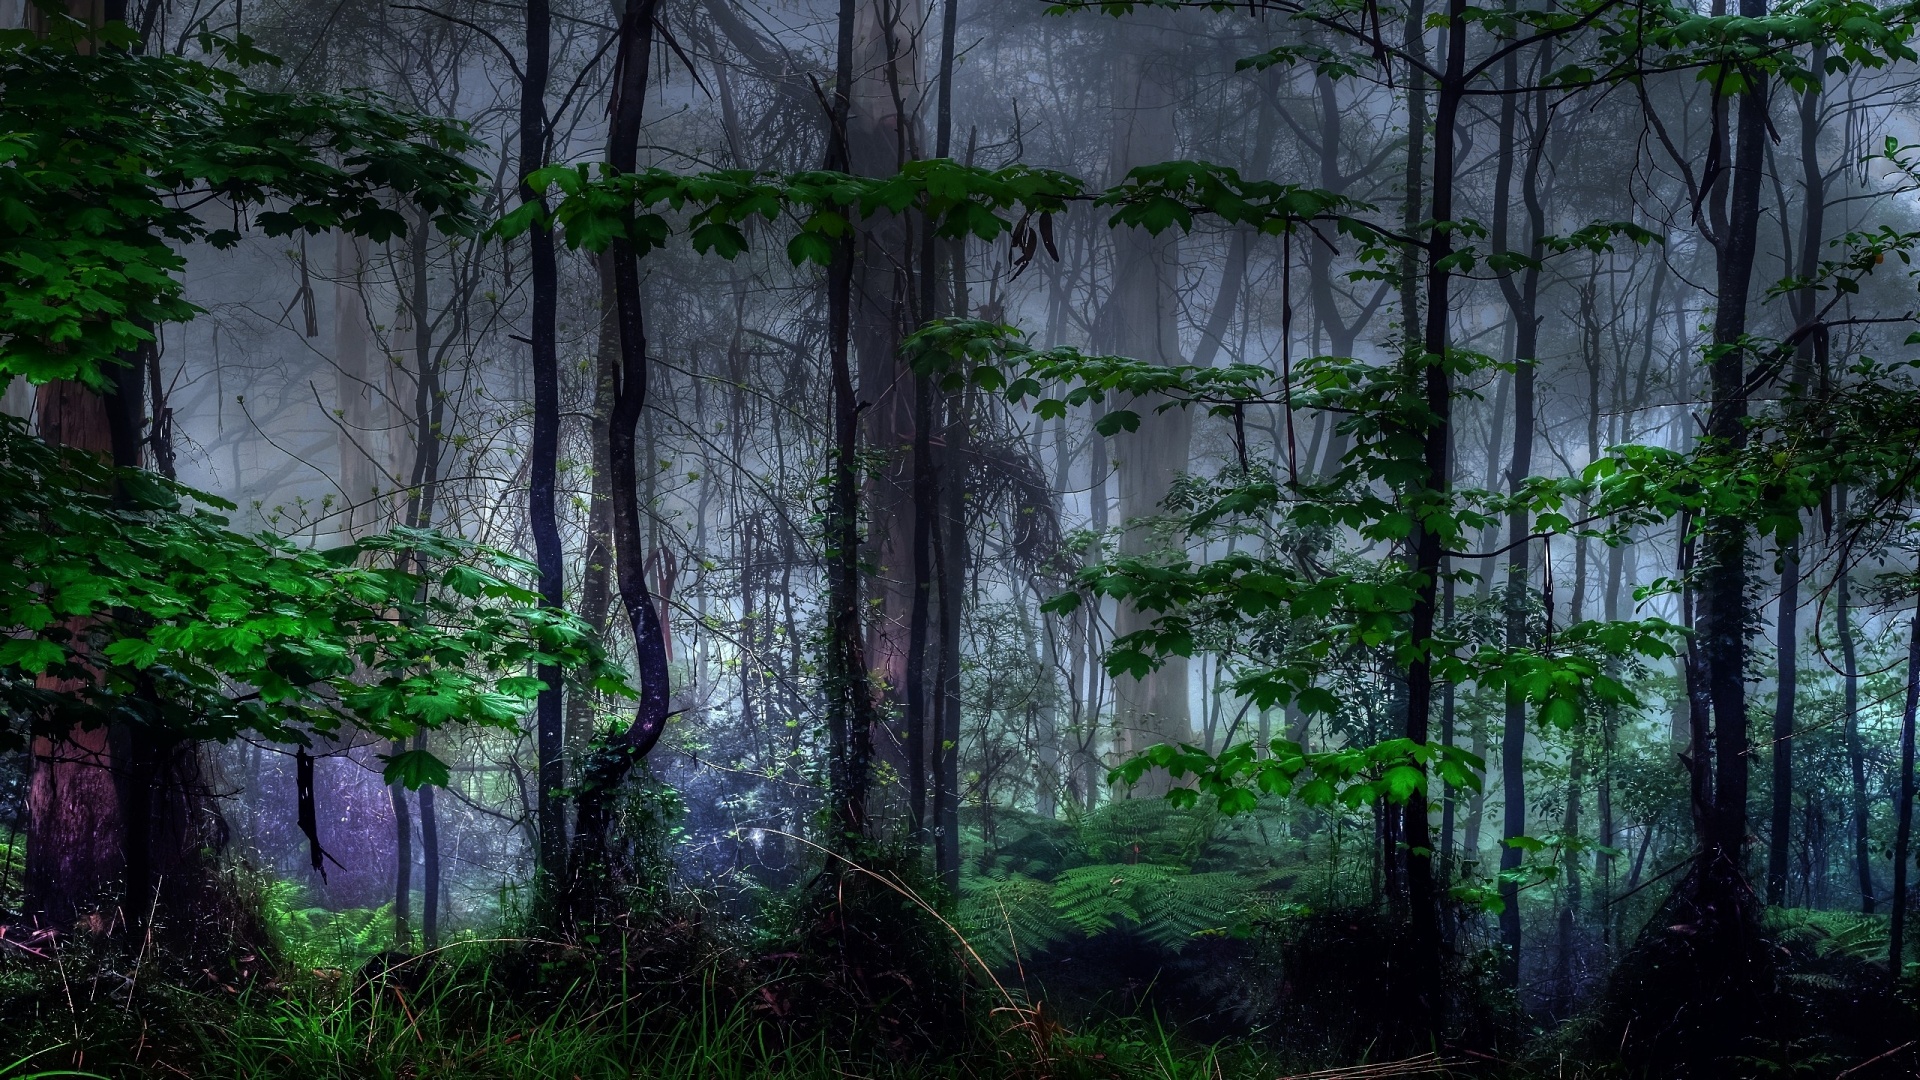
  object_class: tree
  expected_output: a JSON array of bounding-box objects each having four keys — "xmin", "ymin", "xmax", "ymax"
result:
[{"xmin": 0, "ymin": 11, "xmax": 517, "ymax": 929}]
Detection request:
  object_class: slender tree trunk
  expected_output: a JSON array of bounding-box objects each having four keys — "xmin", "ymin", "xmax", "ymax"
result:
[
  {"xmin": 1700, "ymin": 0, "xmax": 1767, "ymax": 873},
  {"xmin": 934, "ymin": 387, "xmax": 967, "ymax": 889},
  {"xmin": 573, "ymin": 258, "xmax": 620, "ymax": 762},
  {"xmin": 333, "ymin": 231, "xmax": 375, "ymax": 535},
  {"xmin": 1101, "ymin": 17, "xmax": 1191, "ymax": 783},
  {"xmin": 1396, "ymin": 0, "xmax": 1470, "ymax": 1024},
  {"xmin": 825, "ymin": 0, "xmax": 876, "ymax": 843},
  {"xmin": 389, "ymin": 738, "xmax": 413, "ymax": 948},
  {"xmin": 417, "ymin": 731, "xmax": 439, "ymax": 947},
  {"xmin": 1888, "ymin": 597, "xmax": 1920, "ymax": 978},
  {"xmin": 569, "ymin": 0, "xmax": 673, "ymax": 891},
  {"xmin": 907, "ymin": 0, "xmax": 959, "ymax": 847},
  {"xmin": 1838, "ymin": 518, "xmax": 1873, "ymax": 912},
  {"xmin": 519, "ymin": 0, "xmax": 566, "ymax": 885},
  {"xmin": 1768, "ymin": 61, "xmax": 1824, "ymax": 908},
  {"xmin": 1492, "ymin": 15, "xmax": 1550, "ymax": 991}
]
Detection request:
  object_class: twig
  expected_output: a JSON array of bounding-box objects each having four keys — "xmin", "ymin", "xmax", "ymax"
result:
[{"xmin": 1836, "ymin": 1040, "xmax": 1915, "ymax": 1079}]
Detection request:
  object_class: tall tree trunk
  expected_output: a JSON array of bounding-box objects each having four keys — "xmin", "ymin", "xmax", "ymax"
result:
[
  {"xmin": 25, "ymin": 384, "xmax": 127, "ymax": 928},
  {"xmin": 850, "ymin": 0, "xmax": 928, "ymax": 742},
  {"xmin": 1397, "ymin": 0, "xmax": 1470, "ymax": 1025},
  {"xmin": 417, "ymin": 731, "xmax": 439, "ymax": 947},
  {"xmin": 825, "ymin": 0, "xmax": 876, "ymax": 843},
  {"xmin": 1102, "ymin": 16, "xmax": 1190, "ymax": 788},
  {"xmin": 399, "ymin": 206, "xmax": 445, "ymax": 945},
  {"xmin": 24, "ymin": 0, "xmax": 168, "ymax": 922},
  {"xmin": 388, "ymin": 738, "xmax": 413, "ymax": 947},
  {"xmin": 569, "ymin": 0, "xmax": 674, "ymax": 893},
  {"xmin": 519, "ymin": 0, "xmax": 566, "ymax": 885},
  {"xmin": 1491, "ymin": 13, "xmax": 1551, "ymax": 991},
  {"xmin": 934, "ymin": 387, "xmax": 967, "ymax": 888},
  {"xmin": 1699, "ymin": 0, "xmax": 1766, "ymax": 873},
  {"xmin": 907, "ymin": 0, "xmax": 958, "ymax": 846},
  {"xmin": 573, "ymin": 258, "xmax": 620, "ymax": 762},
  {"xmin": 333, "ymin": 231, "xmax": 376, "ymax": 535},
  {"xmin": 1768, "ymin": 60, "xmax": 1824, "ymax": 907},
  {"xmin": 1838, "ymin": 514, "xmax": 1873, "ymax": 912},
  {"xmin": 1888, "ymin": 597, "xmax": 1920, "ymax": 978}
]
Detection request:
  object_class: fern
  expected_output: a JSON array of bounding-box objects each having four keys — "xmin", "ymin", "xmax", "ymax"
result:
[
  {"xmin": 260, "ymin": 879, "xmax": 397, "ymax": 970},
  {"xmin": 957, "ymin": 873, "xmax": 1068, "ymax": 969},
  {"xmin": 1766, "ymin": 907, "xmax": 1888, "ymax": 964},
  {"xmin": 1069, "ymin": 801, "xmax": 1218, "ymax": 868}
]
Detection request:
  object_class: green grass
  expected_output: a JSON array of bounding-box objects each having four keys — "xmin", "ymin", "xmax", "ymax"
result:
[{"xmin": 0, "ymin": 951, "xmax": 1294, "ymax": 1080}]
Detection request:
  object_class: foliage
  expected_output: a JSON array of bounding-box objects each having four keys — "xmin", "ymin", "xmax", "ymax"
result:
[
  {"xmin": 0, "ymin": 17, "xmax": 481, "ymax": 388},
  {"xmin": 956, "ymin": 804, "xmax": 1303, "ymax": 970},
  {"xmin": 257, "ymin": 879, "xmax": 399, "ymax": 971},
  {"xmin": 908, "ymin": 319, "xmax": 1684, "ymax": 815},
  {"xmin": 0, "ymin": 416, "xmax": 629, "ymax": 785}
]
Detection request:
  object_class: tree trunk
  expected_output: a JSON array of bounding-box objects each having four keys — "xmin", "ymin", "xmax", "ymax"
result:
[
  {"xmin": 568, "ymin": 0, "xmax": 674, "ymax": 895},
  {"xmin": 417, "ymin": 732, "xmax": 439, "ymax": 947},
  {"xmin": 1492, "ymin": 13, "xmax": 1550, "ymax": 991},
  {"xmin": 1398, "ymin": 0, "xmax": 1470, "ymax": 1024},
  {"xmin": 1838, "ymin": 514, "xmax": 1872, "ymax": 912},
  {"xmin": 333, "ymin": 231, "xmax": 377, "ymax": 535},
  {"xmin": 1768, "ymin": 63, "xmax": 1824, "ymax": 909},
  {"xmin": 1101, "ymin": 17, "xmax": 1191, "ymax": 787},
  {"xmin": 934, "ymin": 387, "xmax": 967, "ymax": 889},
  {"xmin": 825, "ymin": 0, "xmax": 877, "ymax": 843},
  {"xmin": 388, "ymin": 738, "xmax": 414, "ymax": 948},
  {"xmin": 519, "ymin": 0, "xmax": 566, "ymax": 885},
  {"xmin": 1888, "ymin": 597, "xmax": 1919, "ymax": 978},
  {"xmin": 849, "ymin": 0, "xmax": 928, "ymax": 746}
]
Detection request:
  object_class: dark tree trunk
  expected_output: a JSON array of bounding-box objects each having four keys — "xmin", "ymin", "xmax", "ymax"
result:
[
  {"xmin": 934, "ymin": 389, "xmax": 968, "ymax": 890},
  {"xmin": 1888, "ymin": 598, "xmax": 1920, "ymax": 978},
  {"xmin": 1838, "ymin": 518, "xmax": 1873, "ymax": 912},
  {"xmin": 1397, "ymin": 0, "xmax": 1469, "ymax": 1026},
  {"xmin": 1768, "ymin": 65, "xmax": 1824, "ymax": 908},
  {"xmin": 824, "ymin": 0, "xmax": 876, "ymax": 844},
  {"xmin": 417, "ymin": 732, "xmax": 439, "ymax": 948},
  {"xmin": 389, "ymin": 739, "xmax": 413, "ymax": 948},
  {"xmin": 568, "ymin": 0, "xmax": 673, "ymax": 897},
  {"xmin": 1492, "ymin": 16, "xmax": 1550, "ymax": 991},
  {"xmin": 25, "ymin": 383, "xmax": 126, "ymax": 928},
  {"xmin": 906, "ymin": 0, "xmax": 959, "ymax": 847},
  {"xmin": 1699, "ymin": 4, "xmax": 1766, "ymax": 873},
  {"xmin": 519, "ymin": 0, "xmax": 566, "ymax": 884}
]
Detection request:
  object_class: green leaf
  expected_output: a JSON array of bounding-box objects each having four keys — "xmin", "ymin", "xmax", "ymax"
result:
[{"xmin": 380, "ymin": 748, "xmax": 451, "ymax": 790}]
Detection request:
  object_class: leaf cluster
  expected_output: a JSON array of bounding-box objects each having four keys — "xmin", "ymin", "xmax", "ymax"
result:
[
  {"xmin": 0, "ymin": 25, "xmax": 482, "ymax": 387},
  {"xmin": 0, "ymin": 417, "xmax": 629, "ymax": 788}
]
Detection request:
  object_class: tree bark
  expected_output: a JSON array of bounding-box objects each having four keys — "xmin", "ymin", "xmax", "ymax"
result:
[
  {"xmin": 1888, "ymin": 597, "xmax": 1919, "ymax": 978},
  {"xmin": 519, "ymin": 0, "xmax": 566, "ymax": 885},
  {"xmin": 568, "ymin": 0, "xmax": 674, "ymax": 892},
  {"xmin": 388, "ymin": 738, "xmax": 414, "ymax": 948},
  {"xmin": 1838, "ymin": 516, "xmax": 1873, "ymax": 912},
  {"xmin": 1399, "ymin": 0, "xmax": 1470, "ymax": 1022},
  {"xmin": 417, "ymin": 731, "xmax": 439, "ymax": 947},
  {"xmin": 1101, "ymin": 17, "xmax": 1191, "ymax": 785},
  {"xmin": 1491, "ymin": 13, "xmax": 1551, "ymax": 990}
]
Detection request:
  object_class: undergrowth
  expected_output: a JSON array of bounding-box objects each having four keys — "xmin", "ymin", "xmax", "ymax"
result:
[{"xmin": 0, "ymin": 946, "xmax": 1294, "ymax": 1080}]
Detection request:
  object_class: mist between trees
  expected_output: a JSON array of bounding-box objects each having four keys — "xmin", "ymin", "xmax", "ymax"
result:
[{"xmin": 5, "ymin": 0, "xmax": 1920, "ymax": 1075}]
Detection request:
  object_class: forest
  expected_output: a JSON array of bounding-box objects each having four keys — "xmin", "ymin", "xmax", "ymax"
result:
[{"xmin": 4, "ymin": 0, "xmax": 1920, "ymax": 1074}]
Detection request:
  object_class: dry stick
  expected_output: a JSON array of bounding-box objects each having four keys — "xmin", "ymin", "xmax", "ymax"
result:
[{"xmin": 1835, "ymin": 1040, "xmax": 1916, "ymax": 1079}]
